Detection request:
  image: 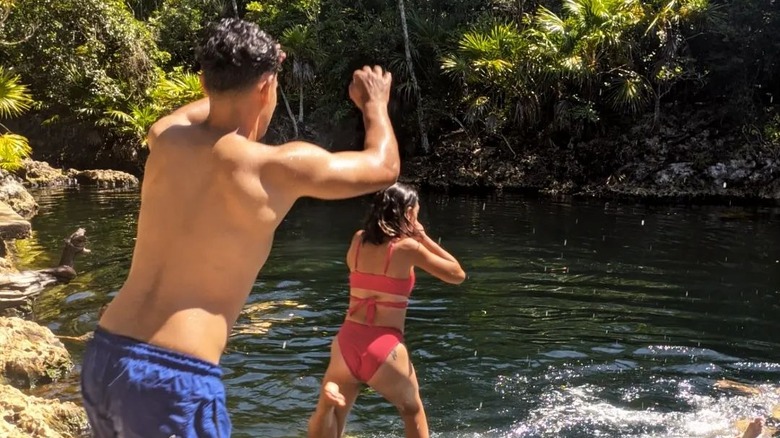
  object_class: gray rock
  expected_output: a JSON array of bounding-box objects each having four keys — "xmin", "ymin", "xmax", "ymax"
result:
[
  {"xmin": 655, "ymin": 162, "xmax": 694, "ymax": 186},
  {"xmin": 71, "ymin": 169, "xmax": 138, "ymax": 188},
  {"xmin": 0, "ymin": 171, "xmax": 38, "ymax": 219},
  {"xmin": 14, "ymin": 160, "xmax": 74, "ymax": 187},
  {"xmin": 0, "ymin": 201, "xmax": 31, "ymax": 241}
]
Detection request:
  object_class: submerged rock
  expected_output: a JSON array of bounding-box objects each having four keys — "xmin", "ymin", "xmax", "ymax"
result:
[
  {"xmin": 70, "ymin": 169, "xmax": 138, "ymax": 188},
  {"xmin": 0, "ymin": 317, "xmax": 73, "ymax": 388},
  {"xmin": 0, "ymin": 171, "xmax": 38, "ymax": 219},
  {"xmin": 0, "ymin": 383, "xmax": 88, "ymax": 438}
]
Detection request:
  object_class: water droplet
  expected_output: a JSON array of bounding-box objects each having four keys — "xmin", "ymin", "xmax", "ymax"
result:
[
  {"xmin": 723, "ymin": 181, "xmax": 727, "ymax": 188},
  {"xmin": 282, "ymin": 341, "xmax": 287, "ymax": 349},
  {"xmin": 641, "ymin": 220, "xmax": 645, "ymax": 226},
  {"xmin": 474, "ymin": 350, "xmax": 478, "ymax": 356},
  {"xmin": 563, "ymin": 239, "xmax": 568, "ymax": 246},
  {"xmin": 482, "ymin": 202, "xmax": 486, "ymax": 211}
]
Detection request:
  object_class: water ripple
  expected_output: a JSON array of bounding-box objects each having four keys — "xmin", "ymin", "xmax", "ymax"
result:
[{"xmin": 21, "ymin": 189, "xmax": 780, "ymax": 437}]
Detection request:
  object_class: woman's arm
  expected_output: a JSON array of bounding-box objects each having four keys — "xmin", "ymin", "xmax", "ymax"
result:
[{"xmin": 411, "ymin": 230, "xmax": 466, "ymax": 285}]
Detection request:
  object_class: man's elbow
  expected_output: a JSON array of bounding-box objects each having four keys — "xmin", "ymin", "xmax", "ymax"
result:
[
  {"xmin": 367, "ymin": 161, "xmax": 399, "ymax": 188},
  {"xmin": 381, "ymin": 162, "xmax": 400, "ymax": 185}
]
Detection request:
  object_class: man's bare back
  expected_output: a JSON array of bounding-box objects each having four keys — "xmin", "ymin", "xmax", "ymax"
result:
[{"xmin": 98, "ymin": 20, "xmax": 399, "ymax": 366}]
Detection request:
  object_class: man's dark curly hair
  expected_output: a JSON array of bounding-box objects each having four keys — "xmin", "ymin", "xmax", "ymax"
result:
[{"xmin": 196, "ymin": 18, "xmax": 282, "ymax": 93}]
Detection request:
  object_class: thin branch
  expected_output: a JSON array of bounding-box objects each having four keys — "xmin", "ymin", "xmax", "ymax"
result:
[
  {"xmin": 0, "ymin": 23, "xmax": 37, "ymax": 46},
  {"xmin": 500, "ymin": 134, "xmax": 517, "ymax": 158}
]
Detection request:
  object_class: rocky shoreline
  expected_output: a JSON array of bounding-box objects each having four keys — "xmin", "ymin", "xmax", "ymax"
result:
[
  {"xmin": 0, "ymin": 160, "xmax": 137, "ymax": 437},
  {"xmin": 400, "ymin": 111, "xmax": 780, "ymax": 204}
]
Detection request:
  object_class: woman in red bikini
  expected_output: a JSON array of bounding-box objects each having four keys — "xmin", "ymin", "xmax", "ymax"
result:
[{"xmin": 308, "ymin": 183, "xmax": 466, "ymax": 438}]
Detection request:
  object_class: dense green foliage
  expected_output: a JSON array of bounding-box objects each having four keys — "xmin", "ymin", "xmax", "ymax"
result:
[
  {"xmin": 0, "ymin": 0, "xmax": 33, "ymax": 171},
  {"xmin": 0, "ymin": 67, "xmax": 33, "ymax": 170},
  {"xmin": 0, "ymin": 0, "xmax": 777, "ymax": 183}
]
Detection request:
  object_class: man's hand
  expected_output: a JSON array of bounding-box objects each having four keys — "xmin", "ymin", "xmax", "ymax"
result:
[{"xmin": 349, "ymin": 66, "xmax": 392, "ymax": 111}]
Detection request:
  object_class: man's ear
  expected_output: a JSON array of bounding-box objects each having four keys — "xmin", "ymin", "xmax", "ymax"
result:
[{"xmin": 256, "ymin": 74, "xmax": 276, "ymax": 102}]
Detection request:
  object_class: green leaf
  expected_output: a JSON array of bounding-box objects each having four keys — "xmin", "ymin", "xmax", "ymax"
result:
[
  {"xmin": 0, "ymin": 67, "xmax": 34, "ymax": 119},
  {"xmin": 0, "ymin": 133, "xmax": 32, "ymax": 171}
]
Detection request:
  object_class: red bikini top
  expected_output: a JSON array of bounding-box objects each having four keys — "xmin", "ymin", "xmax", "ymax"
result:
[{"xmin": 349, "ymin": 238, "xmax": 415, "ymax": 297}]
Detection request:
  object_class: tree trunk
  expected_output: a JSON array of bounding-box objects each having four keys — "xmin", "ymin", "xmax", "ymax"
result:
[
  {"xmin": 398, "ymin": 0, "xmax": 430, "ymax": 154},
  {"xmin": 298, "ymin": 83, "xmax": 305, "ymax": 124},
  {"xmin": 653, "ymin": 87, "xmax": 662, "ymax": 130},
  {"xmin": 230, "ymin": 0, "xmax": 239, "ymax": 18},
  {"xmin": 280, "ymin": 85, "xmax": 299, "ymax": 138}
]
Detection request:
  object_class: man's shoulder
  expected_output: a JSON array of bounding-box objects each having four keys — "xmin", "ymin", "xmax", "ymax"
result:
[{"xmin": 147, "ymin": 113, "xmax": 196, "ymax": 149}]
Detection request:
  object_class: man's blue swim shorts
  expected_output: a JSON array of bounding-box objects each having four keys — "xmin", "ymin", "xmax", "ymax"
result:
[{"xmin": 81, "ymin": 327, "xmax": 231, "ymax": 438}]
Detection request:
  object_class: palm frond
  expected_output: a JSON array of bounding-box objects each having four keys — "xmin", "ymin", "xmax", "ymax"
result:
[
  {"xmin": 0, "ymin": 133, "xmax": 31, "ymax": 171},
  {"xmin": 440, "ymin": 55, "xmax": 470, "ymax": 82},
  {"xmin": 0, "ymin": 67, "xmax": 34, "ymax": 119},
  {"xmin": 152, "ymin": 69, "xmax": 203, "ymax": 110},
  {"xmin": 607, "ymin": 71, "xmax": 651, "ymax": 113},
  {"xmin": 536, "ymin": 7, "xmax": 566, "ymax": 35},
  {"xmin": 102, "ymin": 109, "xmax": 135, "ymax": 126}
]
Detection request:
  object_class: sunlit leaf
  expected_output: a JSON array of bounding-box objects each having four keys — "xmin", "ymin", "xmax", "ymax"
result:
[
  {"xmin": 0, "ymin": 133, "xmax": 32, "ymax": 170},
  {"xmin": 0, "ymin": 68, "xmax": 34, "ymax": 119}
]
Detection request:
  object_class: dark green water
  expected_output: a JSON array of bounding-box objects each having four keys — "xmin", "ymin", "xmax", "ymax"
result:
[{"xmin": 19, "ymin": 188, "xmax": 780, "ymax": 437}]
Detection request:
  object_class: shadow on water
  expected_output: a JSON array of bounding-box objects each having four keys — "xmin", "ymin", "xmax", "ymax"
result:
[{"xmin": 20, "ymin": 188, "xmax": 780, "ymax": 438}]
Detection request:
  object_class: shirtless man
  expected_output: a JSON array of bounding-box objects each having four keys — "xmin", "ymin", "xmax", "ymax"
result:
[{"xmin": 80, "ymin": 18, "xmax": 399, "ymax": 437}]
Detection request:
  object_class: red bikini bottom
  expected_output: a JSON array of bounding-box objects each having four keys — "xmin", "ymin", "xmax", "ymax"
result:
[{"xmin": 337, "ymin": 319, "xmax": 403, "ymax": 382}]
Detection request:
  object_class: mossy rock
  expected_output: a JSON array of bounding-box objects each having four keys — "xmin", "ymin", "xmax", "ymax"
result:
[
  {"xmin": 70, "ymin": 169, "xmax": 138, "ymax": 188},
  {"xmin": 0, "ymin": 383, "xmax": 89, "ymax": 438},
  {"xmin": 14, "ymin": 160, "xmax": 73, "ymax": 188},
  {"xmin": 0, "ymin": 317, "xmax": 73, "ymax": 388}
]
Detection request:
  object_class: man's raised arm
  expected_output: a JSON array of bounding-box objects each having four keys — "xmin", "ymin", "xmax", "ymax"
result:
[{"xmin": 267, "ymin": 66, "xmax": 400, "ymax": 200}]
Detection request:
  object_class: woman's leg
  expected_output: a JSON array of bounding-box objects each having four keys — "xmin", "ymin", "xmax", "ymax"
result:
[
  {"xmin": 367, "ymin": 343, "xmax": 429, "ymax": 438},
  {"xmin": 308, "ymin": 339, "xmax": 362, "ymax": 438}
]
